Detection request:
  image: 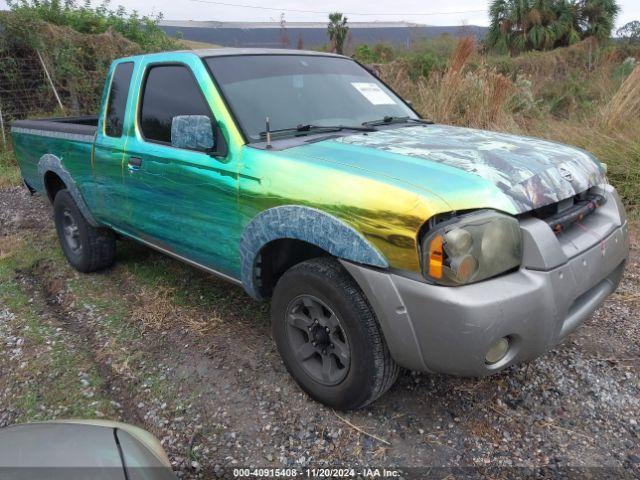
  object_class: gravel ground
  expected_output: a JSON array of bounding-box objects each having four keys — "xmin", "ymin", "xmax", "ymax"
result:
[{"xmin": 1, "ymin": 185, "xmax": 639, "ymax": 479}]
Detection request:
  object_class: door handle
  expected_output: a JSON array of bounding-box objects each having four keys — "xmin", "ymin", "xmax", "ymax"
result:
[{"xmin": 128, "ymin": 157, "xmax": 142, "ymax": 170}]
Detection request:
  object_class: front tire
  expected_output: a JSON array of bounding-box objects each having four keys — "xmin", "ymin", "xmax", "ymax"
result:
[
  {"xmin": 271, "ymin": 257, "xmax": 399, "ymax": 410},
  {"xmin": 53, "ymin": 189, "xmax": 116, "ymax": 273}
]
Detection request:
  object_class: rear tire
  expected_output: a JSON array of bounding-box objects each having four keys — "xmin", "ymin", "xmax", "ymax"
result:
[
  {"xmin": 271, "ymin": 257, "xmax": 399, "ymax": 410},
  {"xmin": 53, "ymin": 189, "xmax": 116, "ymax": 273}
]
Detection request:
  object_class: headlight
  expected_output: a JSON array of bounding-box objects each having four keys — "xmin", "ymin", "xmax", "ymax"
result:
[{"xmin": 422, "ymin": 210, "xmax": 522, "ymax": 286}]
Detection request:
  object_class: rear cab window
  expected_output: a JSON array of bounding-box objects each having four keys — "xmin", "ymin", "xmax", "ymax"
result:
[{"xmin": 104, "ymin": 62, "xmax": 134, "ymax": 138}]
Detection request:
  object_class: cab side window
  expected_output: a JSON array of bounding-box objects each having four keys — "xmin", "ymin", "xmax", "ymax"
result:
[
  {"xmin": 105, "ymin": 62, "xmax": 134, "ymax": 138},
  {"xmin": 139, "ymin": 65, "xmax": 213, "ymax": 144}
]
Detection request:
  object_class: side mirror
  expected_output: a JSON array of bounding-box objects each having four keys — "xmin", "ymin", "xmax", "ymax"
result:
[{"xmin": 171, "ymin": 115, "xmax": 215, "ymax": 152}]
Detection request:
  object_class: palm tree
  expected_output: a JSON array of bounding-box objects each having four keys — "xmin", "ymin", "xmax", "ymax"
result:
[
  {"xmin": 578, "ymin": 0, "xmax": 620, "ymax": 42},
  {"xmin": 327, "ymin": 12, "xmax": 349, "ymax": 54},
  {"xmin": 487, "ymin": 0, "xmax": 536, "ymax": 54},
  {"xmin": 553, "ymin": 0, "xmax": 581, "ymax": 47},
  {"xmin": 486, "ymin": 0, "xmax": 620, "ymax": 54},
  {"xmin": 487, "ymin": 0, "xmax": 511, "ymax": 53},
  {"xmin": 527, "ymin": 0, "xmax": 558, "ymax": 50},
  {"xmin": 509, "ymin": 0, "xmax": 531, "ymax": 52}
]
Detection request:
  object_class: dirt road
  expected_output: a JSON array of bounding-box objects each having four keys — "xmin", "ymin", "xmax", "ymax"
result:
[{"xmin": 1, "ymin": 185, "xmax": 639, "ymax": 478}]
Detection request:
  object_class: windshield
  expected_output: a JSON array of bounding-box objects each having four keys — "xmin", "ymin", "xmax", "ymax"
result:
[{"xmin": 205, "ymin": 55, "xmax": 417, "ymax": 142}]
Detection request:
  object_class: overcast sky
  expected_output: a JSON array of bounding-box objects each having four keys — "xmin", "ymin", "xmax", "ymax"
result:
[{"xmin": 0, "ymin": 0, "xmax": 638, "ymax": 28}]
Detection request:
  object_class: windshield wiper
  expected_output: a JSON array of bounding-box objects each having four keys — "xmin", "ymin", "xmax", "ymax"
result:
[
  {"xmin": 259, "ymin": 123, "xmax": 375, "ymax": 139},
  {"xmin": 362, "ymin": 116, "xmax": 434, "ymax": 127}
]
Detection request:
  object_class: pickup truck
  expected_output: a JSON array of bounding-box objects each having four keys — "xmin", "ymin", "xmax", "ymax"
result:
[{"xmin": 11, "ymin": 48, "xmax": 629, "ymax": 410}]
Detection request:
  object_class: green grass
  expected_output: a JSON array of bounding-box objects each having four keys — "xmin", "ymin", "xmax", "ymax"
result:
[
  {"xmin": 118, "ymin": 240, "xmax": 265, "ymax": 317},
  {"xmin": 0, "ymin": 229, "xmax": 201, "ymax": 423},
  {"xmin": 0, "ymin": 273, "xmax": 47, "ymax": 345},
  {"xmin": 0, "ymin": 227, "xmax": 229, "ymax": 442},
  {"xmin": 0, "ymin": 234, "xmax": 119, "ymax": 422},
  {"xmin": 66, "ymin": 273, "xmax": 141, "ymax": 344},
  {"xmin": 0, "ymin": 149, "xmax": 20, "ymax": 187}
]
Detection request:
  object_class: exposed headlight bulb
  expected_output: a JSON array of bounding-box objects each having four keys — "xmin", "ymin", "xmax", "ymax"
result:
[{"xmin": 444, "ymin": 228, "xmax": 473, "ymax": 256}]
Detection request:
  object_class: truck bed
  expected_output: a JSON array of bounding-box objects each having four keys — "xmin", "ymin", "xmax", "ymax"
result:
[
  {"xmin": 12, "ymin": 115, "xmax": 98, "ymax": 137},
  {"xmin": 11, "ymin": 115, "xmax": 99, "ymax": 194}
]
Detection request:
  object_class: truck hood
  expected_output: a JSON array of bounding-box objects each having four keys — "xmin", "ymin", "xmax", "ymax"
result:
[{"xmin": 296, "ymin": 125, "xmax": 606, "ymax": 214}]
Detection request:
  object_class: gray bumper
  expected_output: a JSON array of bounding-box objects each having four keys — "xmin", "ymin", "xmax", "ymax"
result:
[{"xmin": 342, "ymin": 185, "xmax": 630, "ymax": 376}]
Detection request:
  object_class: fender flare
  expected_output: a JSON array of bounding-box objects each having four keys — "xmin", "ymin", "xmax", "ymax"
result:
[
  {"xmin": 240, "ymin": 205, "xmax": 388, "ymax": 299},
  {"xmin": 38, "ymin": 154, "xmax": 99, "ymax": 227}
]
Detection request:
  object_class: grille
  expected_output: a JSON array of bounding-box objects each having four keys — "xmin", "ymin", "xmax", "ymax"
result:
[{"xmin": 529, "ymin": 190, "xmax": 606, "ymax": 234}]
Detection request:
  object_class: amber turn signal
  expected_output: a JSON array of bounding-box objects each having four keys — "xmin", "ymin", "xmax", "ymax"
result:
[{"xmin": 428, "ymin": 234, "xmax": 443, "ymax": 279}]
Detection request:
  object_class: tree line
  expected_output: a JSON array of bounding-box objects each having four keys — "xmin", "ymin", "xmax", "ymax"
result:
[{"xmin": 486, "ymin": 0, "xmax": 621, "ymax": 54}]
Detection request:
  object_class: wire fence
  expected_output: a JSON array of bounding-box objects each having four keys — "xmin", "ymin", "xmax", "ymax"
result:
[{"xmin": 0, "ymin": 45, "xmax": 63, "ymax": 150}]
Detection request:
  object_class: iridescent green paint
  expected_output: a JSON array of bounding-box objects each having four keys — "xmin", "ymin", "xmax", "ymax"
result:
[{"xmin": 11, "ymin": 50, "xmax": 608, "ymax": 285}]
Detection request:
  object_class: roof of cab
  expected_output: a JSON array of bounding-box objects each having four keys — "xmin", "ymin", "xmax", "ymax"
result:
[
  {"xmin": 191, "ymin": 48, "xmax": 346, "ymax": 58},
  {"xmin": 124, "ymin": 48, "xmax": 347, "ymax": 62}
]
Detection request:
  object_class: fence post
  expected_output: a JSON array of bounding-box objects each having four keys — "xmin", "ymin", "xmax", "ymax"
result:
[
  {"xmin": 0, "ymin": 102, "xmax": 6, "ymax": 151},
  {"xmin": 36, "ymin": 49, "xmax": 64, "ymax": 112}
]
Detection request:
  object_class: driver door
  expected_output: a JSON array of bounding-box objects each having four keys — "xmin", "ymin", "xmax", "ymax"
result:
[{"xmin": 121, "ymin": 59, "xmax": 240, "ymax": 278}]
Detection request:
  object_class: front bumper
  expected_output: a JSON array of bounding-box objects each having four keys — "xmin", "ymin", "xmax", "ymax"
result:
[{"xmin": 342, "ymin": 185, "xmax": 630, "ymax": 376}]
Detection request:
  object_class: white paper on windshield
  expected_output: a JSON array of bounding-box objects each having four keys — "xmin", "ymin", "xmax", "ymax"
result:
[{"xmin": 351, "ymin": 82, "xmax": 396, "ymax": 105}]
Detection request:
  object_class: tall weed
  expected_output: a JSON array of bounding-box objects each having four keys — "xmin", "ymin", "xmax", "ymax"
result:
[
  {"xmin": 602, "ymin": 65, "xmax": 640, "ymax": 129},
  {"xmin": 382, "ymin": 37, "xmax": 520, "ymax": 130}
]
